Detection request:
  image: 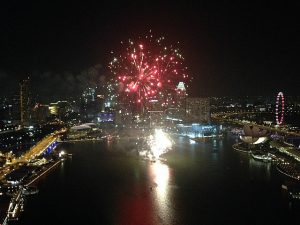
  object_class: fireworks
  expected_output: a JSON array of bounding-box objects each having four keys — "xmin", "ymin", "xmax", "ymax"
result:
[
  {"xmin": 148, "ymin": 129, "xmax": 172, "ymax": 160},
  {"xmin": 109, "ymin": 31, "xmax": 190, "ymax": 108},
  {"xmin": 138, "ymin": 129, "xmax": 172, "ymax": 161}
]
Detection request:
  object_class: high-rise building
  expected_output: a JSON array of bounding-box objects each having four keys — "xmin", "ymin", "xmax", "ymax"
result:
[
  {"xmin": 20, "ymin": 78, "xmax": 30, "ymax": 126},
  {"xmin": 80, "ymin": 87, "xmax": 107, "ymax": 120},
  {"xmin": 32, "ymin": 103, "xmax": 50, "ymax": 124},
  {"xmin": 82, "ymin": 88, "xmax": 96, "ymax": 103},
  {"xmin": 49, "ymin": 101, "xmax": 71, "ymax": 119},
  {"xmin": 176, "ymin": 82, "xmax": 187, "ymax": 108},
  {"xmin": 185, "ymin": 97, "xmax": 211, "ymax": 123}
]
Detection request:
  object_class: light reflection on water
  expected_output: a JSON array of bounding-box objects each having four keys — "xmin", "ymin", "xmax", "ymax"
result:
[
  {"xmin": 249, "ymin": 157, "xmax": 272, "ymax": 180},
  {"xmin": 149, "ymin": 161, "xmax": 173, "ymax": 225},
  {"xmin": 151, "ymin": 161, "xmax": 170, "ymax": 200}
]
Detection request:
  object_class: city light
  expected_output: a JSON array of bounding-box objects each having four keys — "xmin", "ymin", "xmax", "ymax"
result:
[
  {"xmin": 276, "ymin": 92, "xmax": 285, "ymax": 125},
  {"xmin": 58, "ymin": 150, "xmax": 66, "ymax": 158}
]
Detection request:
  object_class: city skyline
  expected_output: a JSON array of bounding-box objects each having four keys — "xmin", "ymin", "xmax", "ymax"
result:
[
  {"xmin": 0, "ymin": 1, "xmax": 298, "ymax": 99},
  {"xmin": 1, "ymin": 2, "xmax": 300, "ymax": 224}
]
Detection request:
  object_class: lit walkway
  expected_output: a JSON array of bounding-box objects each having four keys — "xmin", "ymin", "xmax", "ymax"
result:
[{"xmin": 0, "ymin": 128, "xmax": 66, "ymax": 181}]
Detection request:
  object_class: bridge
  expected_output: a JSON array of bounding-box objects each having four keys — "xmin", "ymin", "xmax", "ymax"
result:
[
  {"xmin": 0, "ymin": 129, "xmax": 66, "ymax": 181},
  {"xmin": 0, "ymin": 129, "xmax": 66, "ymax": 224}
]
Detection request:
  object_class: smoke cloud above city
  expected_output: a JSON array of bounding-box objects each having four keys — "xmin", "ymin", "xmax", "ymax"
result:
[{"xmin": 0, "ymin": 64, "xmax": 107, "ymax": 102}]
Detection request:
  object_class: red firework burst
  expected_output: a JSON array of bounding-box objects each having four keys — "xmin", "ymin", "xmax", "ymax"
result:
[{"xmin": 109, "ymin": 32, "xmax": 190, "ymax": 106}]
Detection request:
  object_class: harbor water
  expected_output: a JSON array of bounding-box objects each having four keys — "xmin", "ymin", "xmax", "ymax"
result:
[{"xmin": 13, "ymin": 134, "xmax": 299, "ymax": 225}]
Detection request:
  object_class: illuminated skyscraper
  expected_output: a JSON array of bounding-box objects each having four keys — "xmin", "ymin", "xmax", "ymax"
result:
[
  {"xmin": 176, "ymin": 81, "xmax": 187, "ymax": 108},
  {"xmin": 20, "ymin": 77, "xmax": 30, "ymax": 126},
  {"xmin": 82, "ymin": 87, "xmax": 96, "ymax": 103}
]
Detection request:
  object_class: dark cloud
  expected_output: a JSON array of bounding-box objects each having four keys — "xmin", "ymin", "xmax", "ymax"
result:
[
  {"xmin": 0, "ymin": 71, "xmax": 18, "ymax": 96},
  {"xmin": 0, "ymin": 64, "xmax": 107, "ymax": 103}
]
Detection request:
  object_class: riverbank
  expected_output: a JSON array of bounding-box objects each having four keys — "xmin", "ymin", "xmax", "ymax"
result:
[{"xmin": 0, "ymin": 157, "xmax": 63, "ymax": 224}]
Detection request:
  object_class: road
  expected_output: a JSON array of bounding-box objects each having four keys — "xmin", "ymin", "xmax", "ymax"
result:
[
  {"xmin": 0, "ymin": 129, "xmax": 66, "ymax": 181},
  {"xmin": 18, "ymin": 135, "xmax": 57, "ymax": 163}
]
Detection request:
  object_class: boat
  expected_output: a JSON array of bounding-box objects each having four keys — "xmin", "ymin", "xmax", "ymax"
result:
[
  {"xmin": 22, "ymin": 186, "xmax": 39, "ymax": 195},
  {"xmin": 250, "ymin": 151, "xmax": 272, "ymax": 162}
]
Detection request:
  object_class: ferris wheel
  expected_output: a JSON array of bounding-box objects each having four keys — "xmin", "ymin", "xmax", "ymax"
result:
[{"xmin": 275, "ymin": 92, "xmax": 284, "ymax": 125}]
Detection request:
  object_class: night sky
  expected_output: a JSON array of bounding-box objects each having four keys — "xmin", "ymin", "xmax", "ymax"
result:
[{"xmin": 0, "ymin": 1, "xmax": 299, "ymax": 101}]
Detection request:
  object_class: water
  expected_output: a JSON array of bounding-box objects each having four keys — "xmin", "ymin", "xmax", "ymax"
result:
[{"xmin": 14, "ymin": 135, "xmax": 298, "ymax": 225}]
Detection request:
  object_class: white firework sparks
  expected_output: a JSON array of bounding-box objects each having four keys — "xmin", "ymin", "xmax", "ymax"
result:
[{"xmin": 148, "ymin": 129, "xmax": 172, "ymax": 160}]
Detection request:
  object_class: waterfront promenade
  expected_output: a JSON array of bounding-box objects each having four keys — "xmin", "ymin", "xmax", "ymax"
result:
[
  {"xmin": 212, "ymin": 112, "xmax": 300, "ymax": 137},
  {"xmin": 0, "ymin": 129, "xmax": 66, "ymax": 224},
  {"xmin": 0, "ymin": 129, "xmax": 65, "ymax": 181}
]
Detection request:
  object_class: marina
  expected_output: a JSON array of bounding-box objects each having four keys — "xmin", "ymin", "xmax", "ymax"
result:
[{"xmin": 8, "ymin": 134, "xmax": 300, "ymax": 225}]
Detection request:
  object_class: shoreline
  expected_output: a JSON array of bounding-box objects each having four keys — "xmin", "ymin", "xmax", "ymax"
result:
[{"xmin": 25, "ymin": 159, "xmax": 62, "ymax": 186}]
